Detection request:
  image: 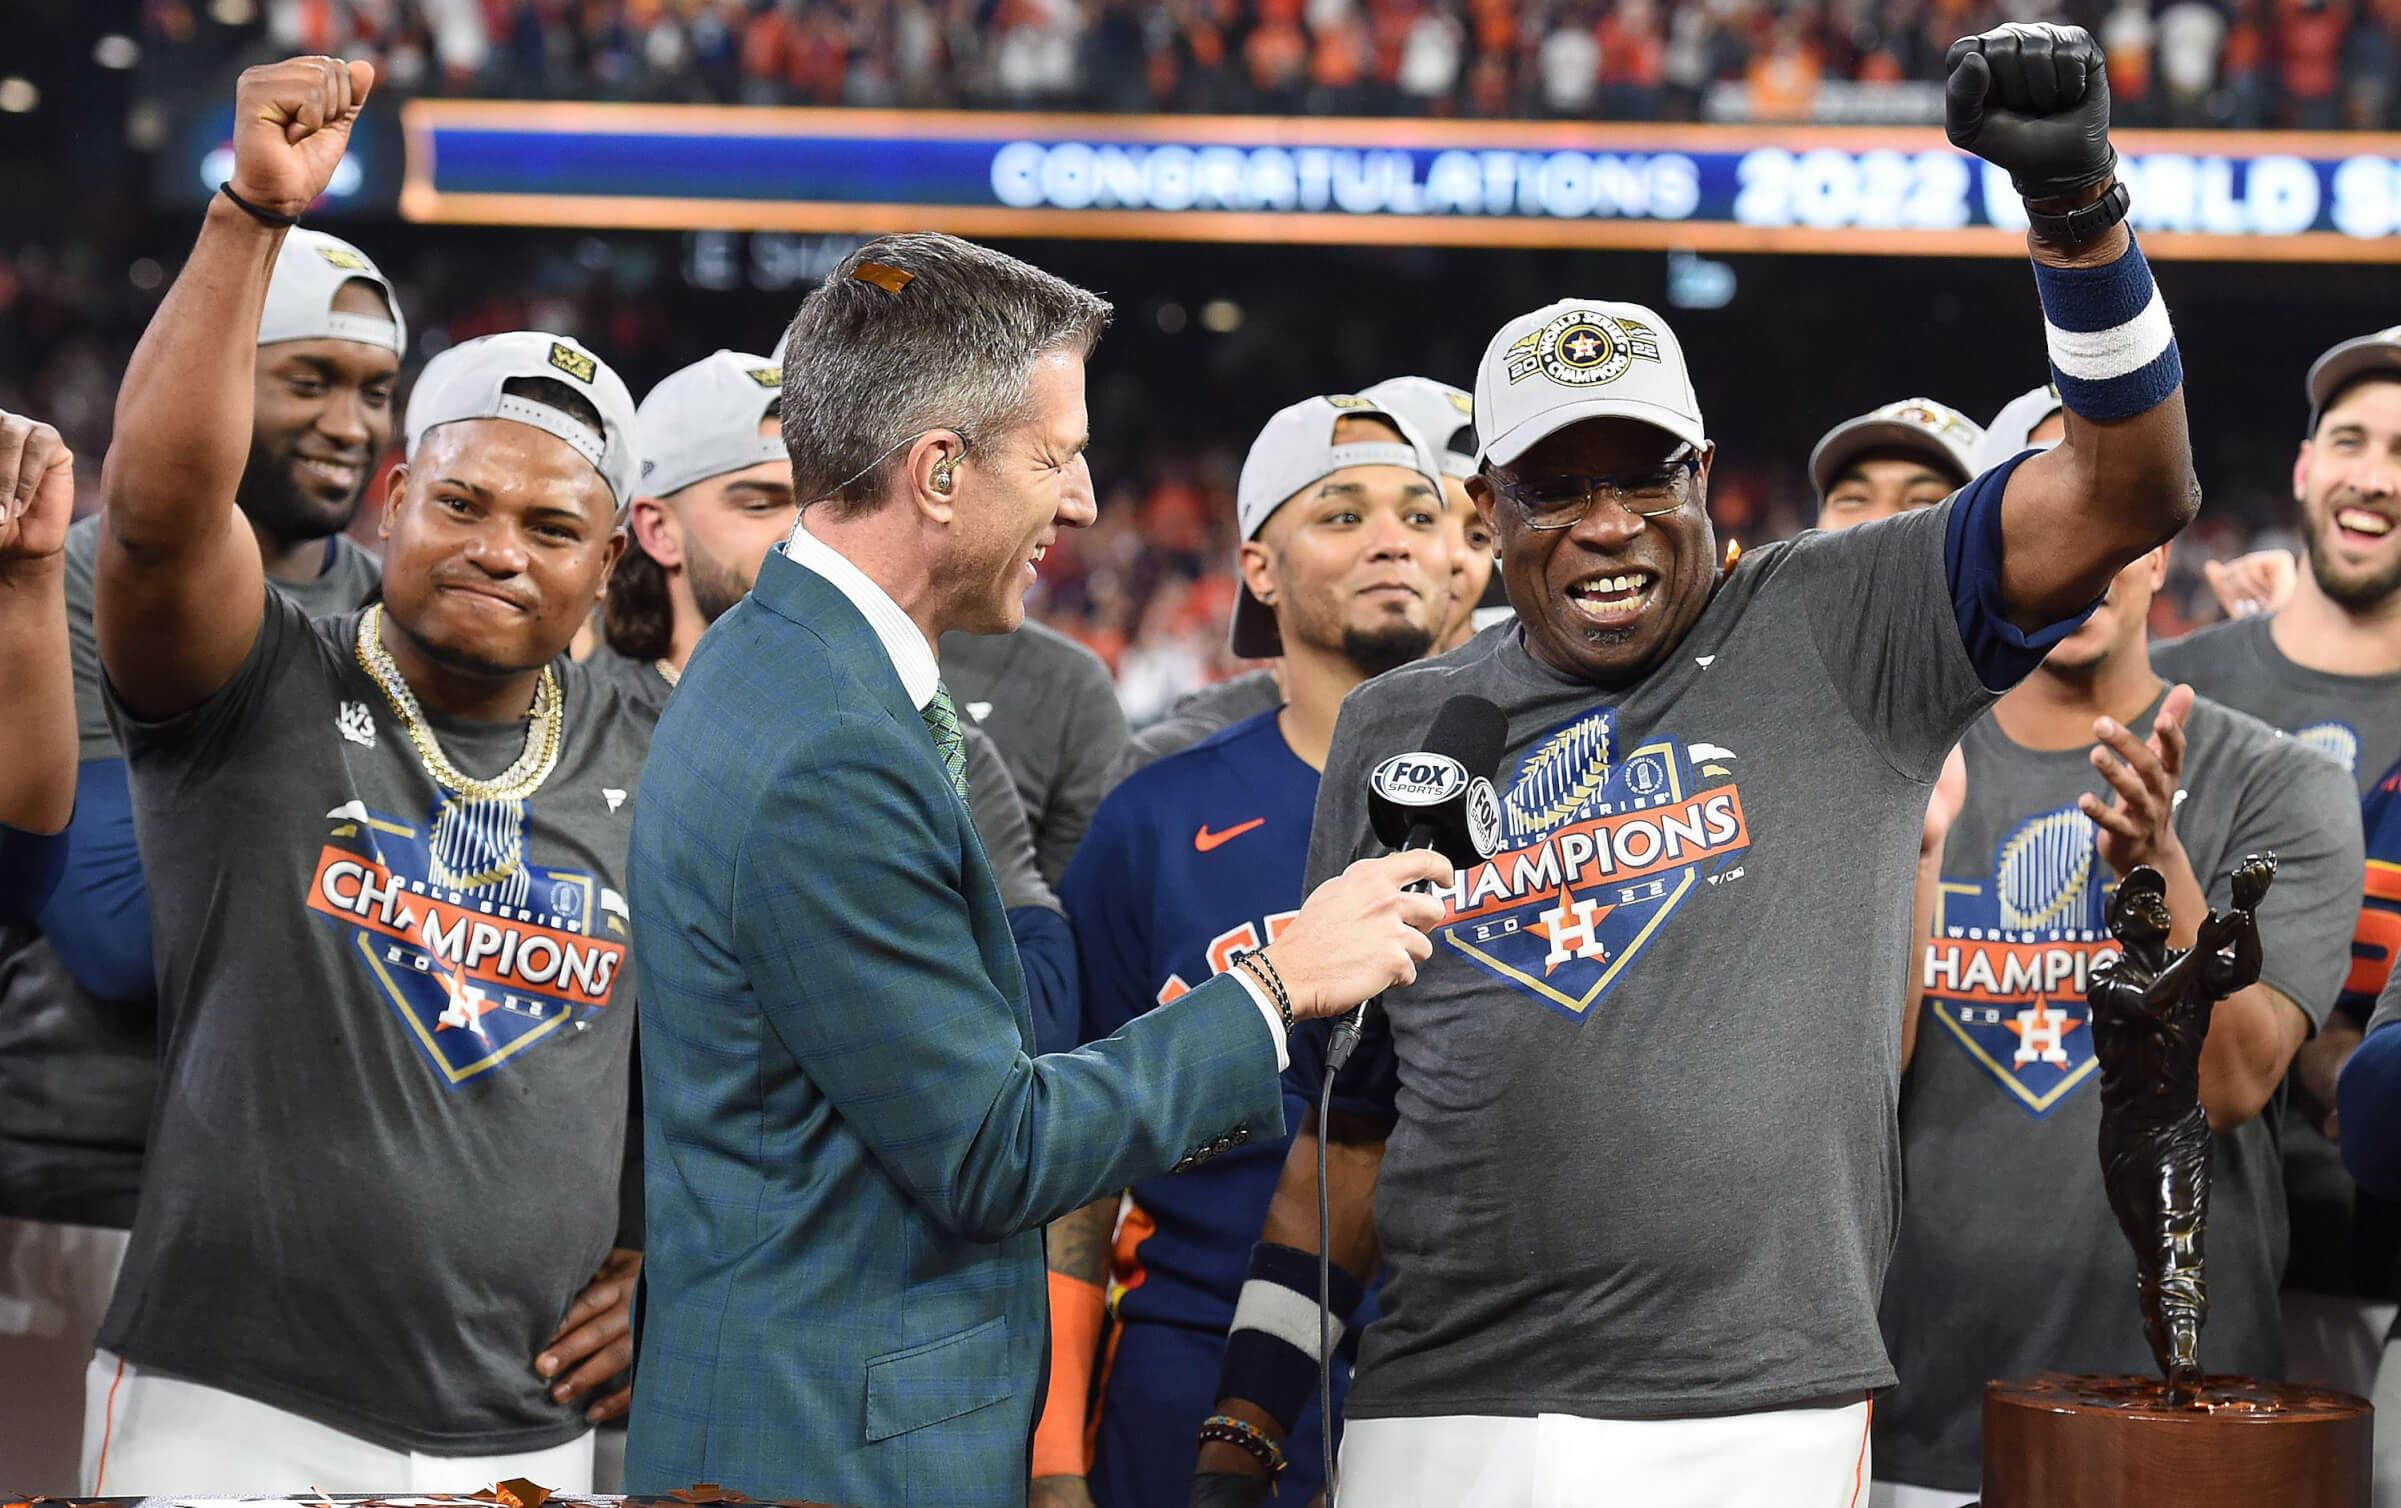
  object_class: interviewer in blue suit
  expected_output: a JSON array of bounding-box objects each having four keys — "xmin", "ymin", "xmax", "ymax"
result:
[{"xmin": 624, "ymin": 233, "xmax": 1450, "ymax": 1508}]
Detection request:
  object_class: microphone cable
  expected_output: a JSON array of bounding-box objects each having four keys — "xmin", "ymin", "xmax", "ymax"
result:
[{"xmin": 1319, "ymin": 1056, "xmax": 1339, "ymax": 1505}]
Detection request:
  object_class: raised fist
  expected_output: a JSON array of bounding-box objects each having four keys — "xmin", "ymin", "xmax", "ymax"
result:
[
  {"xmin": 228, "ymin": 56, "xmax": 377, "ymax": 220},
  {"xmin": 1945, "ymin": 24, "xmax": 2117, "ymax": 205},
  {"xmin": 0, "ymin": 410, "xmax": 74, "ymax": 566}
]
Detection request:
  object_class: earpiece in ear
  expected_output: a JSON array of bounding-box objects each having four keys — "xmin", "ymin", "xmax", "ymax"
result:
[{"xmin": 932, "ymin": 461, "xmax": 956, "ymax": 494}]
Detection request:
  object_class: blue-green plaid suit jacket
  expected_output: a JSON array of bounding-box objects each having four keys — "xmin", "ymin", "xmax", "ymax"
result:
[{"xmin": 623, "ymin": 549, "xmax": 1283, "ymax": 1507}]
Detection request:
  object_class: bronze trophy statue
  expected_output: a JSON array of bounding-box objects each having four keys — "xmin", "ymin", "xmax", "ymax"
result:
[
  {"xmin": 1980, "ymin": 850, "xmax": 2371, "ymax": 1508},
  {"xmin": 2084, "ymin": 853, "xmax": 2273, "ymax": 1405}
]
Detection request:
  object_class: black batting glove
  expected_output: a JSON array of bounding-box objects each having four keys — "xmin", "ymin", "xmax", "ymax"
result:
[
  {"xmin": 1945, "ymin": 23, "xmax": 2117, "ymax": 204},
  {"xmin": 1188, "ymin": 1472, "xmax": 1279, "ymax": 1508}
]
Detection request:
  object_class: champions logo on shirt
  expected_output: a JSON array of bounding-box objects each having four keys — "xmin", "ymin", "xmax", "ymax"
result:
[
  {"xmin": 304, "ymin": 799, "xmax": 628, "ymax": 1088},
  {"xmin": 2297, "ymin": 720, "xmax": 2360, "ymax": 775},
  {"xmin": 1925, "ymin": 804, "xmax": 2121, "ymax": 1118},
  {"xmin": 1432, "ymin": 708, "xmax": 1750, "ymax": 1021}
]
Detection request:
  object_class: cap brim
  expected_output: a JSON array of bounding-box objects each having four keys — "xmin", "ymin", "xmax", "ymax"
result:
[
  {"xmin": 1230, "ymin": 584, "xmax": 1282, "ymax": 659},
  {"xmin": 2308, "ymin": 340, "xmax": 2401, "ymax": 416},
  {"xmin": 1482, "ymin": 397, "xmax": 1705, "ymax": 469},
  {"xmin": 1809, "ymin": 419, "xmax": 1971, "ymax": 499}
]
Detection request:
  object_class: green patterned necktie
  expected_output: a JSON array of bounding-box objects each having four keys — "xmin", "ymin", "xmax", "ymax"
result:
[{"xmin": 920, "ymin": 681, "xmax": 969, "ymax": 802}]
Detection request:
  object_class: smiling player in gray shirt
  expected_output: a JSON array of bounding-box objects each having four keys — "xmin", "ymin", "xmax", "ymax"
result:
[{"xmin": 1196, "ymin": 28, "xmax": 2209, "ymax": 1503}]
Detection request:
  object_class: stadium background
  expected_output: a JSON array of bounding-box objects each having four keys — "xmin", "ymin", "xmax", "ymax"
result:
[{"xmin": 5, "ymin": 0, "xmax": 2396, "ymax": 719}]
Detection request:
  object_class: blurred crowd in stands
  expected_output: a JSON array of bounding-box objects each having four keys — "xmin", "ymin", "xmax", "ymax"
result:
[
  {"xmin": 135, "ymin": 0, "xmax": 2401, "ymax": 128},
  {"xmin": 0, "ymin": 230, "xmax": 2295, "ymax": 724}
]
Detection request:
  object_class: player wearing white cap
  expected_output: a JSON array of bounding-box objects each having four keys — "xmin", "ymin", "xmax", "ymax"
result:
[
  {"xmin": 1359, "ymin": 376, "xmax": 1497, "ymax": 656},
  {"xmin": 1812, "ymin": 398, "xmax": 1984, "ymax": 532},
  {"xmin": 1195, "ymin": 27, "xmax": 2202, "ymax": 1504},
  {"xmin": 78, "ymin": 58, "xmax": 654, "ymax": 1491},
  {"xmin": 593, "ymin": 349, "xmax": 795, "ymax": 705},
  {"xmin": 1111, "ymin": 376, "xmax": 1492, "ymax": 787},
  {"xmin": 1033, "ymin": 395, "xmax": 1450, "ymax": 1508},
  {"xmin": 0, "ymin": 215, "xmax": 408, "ymax": 1488},
  {"xmin": 1807, "ymin": 398, "xmax": 1986, "ymax": 1073}
]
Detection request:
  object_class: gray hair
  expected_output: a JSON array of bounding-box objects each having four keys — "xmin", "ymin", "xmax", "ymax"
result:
[{"xmin": 779, "ymin": 233, "xmax": 1113, "ymax": 513}]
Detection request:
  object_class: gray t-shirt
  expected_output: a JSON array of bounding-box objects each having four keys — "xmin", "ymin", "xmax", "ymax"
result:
[
  {"xmin": 1874, "ymin": 694, "xmax": 2363, "ymax": 1492},
  {"xmin": 65, "ymin": 513, "xmax": 384, "ymax": 761},
  {"xmin": 1113, "ymin": 669, "xmax": 1283, "ymax": 786},
  {"xmin": 581, "ymin": 643, "xmax": 675, "ymax": 717},
  {"xmin": 2151, "ymin": 612, "xmax": 2401, "ymax": 800},
  {"xmin": 98, "ymin": 595, "xmax": 654, "ymax": 1454},
  {"xmin": 966, "ymin": 721, "xmax": 1060, "ymax": 916},
  {"xmin": 2153, "ymin": 608, "xmax": 2401, "ymax": 1293},
  {"xmin": 0, "ymin": 517, "xmax": 383, "ymax": 1228},
  {"xmin": 1308, "ymin": 499, "xmax": 2000, "ymax": 1420},
  {"xmin": 939, "ymin": 618, "xmax": 1129, "ymax": 887}
]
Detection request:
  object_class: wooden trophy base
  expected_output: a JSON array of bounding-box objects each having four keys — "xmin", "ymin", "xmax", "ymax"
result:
[{"xmin": 1979, "ymin": 1373, "xmax": 2371, "ymax": 1508}]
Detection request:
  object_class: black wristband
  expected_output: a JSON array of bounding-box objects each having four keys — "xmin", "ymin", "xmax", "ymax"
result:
[
  {"xmin": 2026, "ymin": 179, "xmax": 2131, "ymax": 249},
  {"xmin": 218, "ymin": 181, "xmax": 303, "ymax": 228}
]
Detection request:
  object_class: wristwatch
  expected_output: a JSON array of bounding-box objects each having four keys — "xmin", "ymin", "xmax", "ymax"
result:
[{"xmin": 2026, "ymin": 179, "xmax": 2132, "ymax": 249}]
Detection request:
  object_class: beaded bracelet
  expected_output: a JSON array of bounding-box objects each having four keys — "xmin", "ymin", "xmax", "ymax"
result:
[
  {"xmin": 1231, "ymin": 949, "xmax": 1294, "ymax": 1033},
  {"xmin": 1197, "ymin": 1413, "xmax": 1287, "ymax": 1481}
]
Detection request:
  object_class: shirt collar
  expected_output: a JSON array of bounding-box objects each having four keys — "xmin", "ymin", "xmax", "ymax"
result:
[{"xmin": 780, "ymin": 516, "xmax": 941, "ymax": 711}]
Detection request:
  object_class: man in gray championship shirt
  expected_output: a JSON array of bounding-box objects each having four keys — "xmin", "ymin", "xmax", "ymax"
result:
[
  {"xmin": 2150, "ymin": 325, "xmax": 2401, "ymax": 1418},
  {"xmin": 1197, "ymin": 26, "xmax": 2204, "ymax": 1501},
  {"xmin": 0, "ymin": 226, "xmax": 403, "ymax": 1489},
  {"xmin": 1873, "ymin": 544, "xmax": 2361, "ymax": 1507},
  {"xmin": 81, "ymin": 57, "xmax": 654, "ymax": 1489}
]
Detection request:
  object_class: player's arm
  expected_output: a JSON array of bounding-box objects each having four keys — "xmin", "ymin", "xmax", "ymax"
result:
[
  {"xmin": 2085, "ymin": 687, "xmax": 2349, "ymax": 1129},
  {"xmin": 0, "ymin": 412, "xmax": 76, "ymax": 844},
  {"xmin": 1901, "ymin": 749, "xmax": 1967, "ymax": 1070},
  {"xmin": 1190, "ymin": 1105, "xmax": 1386, "ymax": 1505},
  {"xmin": 1944, "ymin": 26, "xmax": 2199, "ymax": 630},
  {"xmin": 1032, "ymin": 1196, "xmax": 1115, "ymax": 1507},
  {"xmin": 96, "ymin": 57, "xmax": 372, "ymax": 722}
]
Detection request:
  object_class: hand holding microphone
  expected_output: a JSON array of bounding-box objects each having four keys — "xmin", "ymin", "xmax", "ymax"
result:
[{"xmin": 1251, "ymin": 849, "xmax": 1454, "ymax": 1019}]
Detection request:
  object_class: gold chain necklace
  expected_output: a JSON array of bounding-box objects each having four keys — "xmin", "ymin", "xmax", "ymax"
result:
[
  {"xmin": 353, "ymin": 604, "xmax": 565, "ymax": 802},
  {"xmin": 653, "ymin": 657, "xmax": 681, "ymax": 688}
]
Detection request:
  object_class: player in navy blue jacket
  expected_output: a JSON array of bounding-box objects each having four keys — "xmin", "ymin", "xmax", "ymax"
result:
[{"xmin": 1032, "ymin": 394, "xmax": 1454, "ymax": 1508}]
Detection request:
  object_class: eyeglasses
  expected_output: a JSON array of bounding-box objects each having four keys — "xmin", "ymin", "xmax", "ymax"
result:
[{"xmin": 1492, "ymin": 444, "xmax": 1701, "ymax": 531}]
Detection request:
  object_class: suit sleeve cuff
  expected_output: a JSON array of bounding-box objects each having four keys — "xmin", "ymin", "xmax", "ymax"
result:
[{"xmin": 1229, "ymin": 967, "xmax": 1290, "ymax": 1072}]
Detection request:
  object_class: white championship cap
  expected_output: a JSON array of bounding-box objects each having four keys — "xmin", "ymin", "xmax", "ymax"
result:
[
  {"xmin": 1808, "ymin": 397, "xmax": 1983, "ymax": 499},
  {"xmin": 1970, "ymin": 384, "xmax": 2066, "ymax": 474},
  {"xmin": 1230, "ymin": 393, "xmax": 1447, "ymax": 659},
  {"xmin": 404, "ymin": 331, "xmax": 639, "ymax": 511},
  {"xmin": 258, "ymin": 228, "xmax": 405, "ymax": 354},
  {"xmin": 636, "ymin": 350, "xmax": 788, "ymax": 500},
  {"xmin": 2307, "ymin": 325, "xmax": 2401, "ymax": 429},
  {"xmin": 1472, "ymin": 300, "xmax": 1706, "ymax": 468},
  {"xmin": 1359, "ymin": 376, "xmax": 1478, "ymax": 480}
]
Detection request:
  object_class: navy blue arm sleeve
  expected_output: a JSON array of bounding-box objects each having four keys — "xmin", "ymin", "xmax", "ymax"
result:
[
  {"xmin": 1943, "ymin": 450, "xmax": 2102, "ymax": 690},
  {"xmin": 34, "ymin": 759, "xmax": 156, "ymax": 1000},
  {"xmin": 1011, "ymin": 905, "xmax": 1082, "ymax": 1058},
  {"xmin": 2342, "ymin": 1024, "xmax": 2401, "ymax": 1199},
  {"xmin": 0, "ymin": 824, "xmax": 68, "ymax": 924}
]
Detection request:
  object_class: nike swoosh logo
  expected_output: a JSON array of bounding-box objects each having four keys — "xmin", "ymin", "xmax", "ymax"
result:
[{"xmin": 1194, "ymin": 818, "xmax": 1267, "ymax": 853}]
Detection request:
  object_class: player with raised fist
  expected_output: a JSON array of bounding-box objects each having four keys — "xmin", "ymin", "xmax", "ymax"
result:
[
  {"xmin": 79, "ymin": 56, "xmax": 659, "ymax": 1492},
  {"xmin": 1190, "ymin": 24, "xmax": 2205, "ymax": 1508}
]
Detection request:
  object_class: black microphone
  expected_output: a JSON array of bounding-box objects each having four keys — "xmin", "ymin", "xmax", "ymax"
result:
[{"xmin": 1325, "ymin": 694, "xmax": 1507, "ymax": 1072}]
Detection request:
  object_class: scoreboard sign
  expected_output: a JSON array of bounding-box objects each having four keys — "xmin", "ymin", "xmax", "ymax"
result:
[{"xmin": 400, "ymin": 102, "xmax": 2401, "ymax": 260}]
